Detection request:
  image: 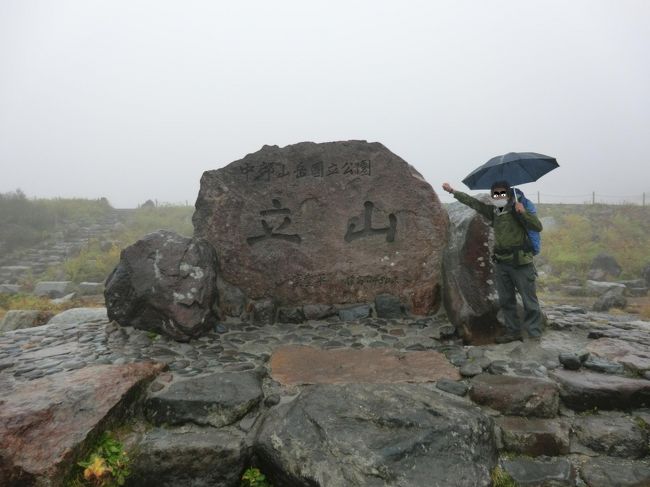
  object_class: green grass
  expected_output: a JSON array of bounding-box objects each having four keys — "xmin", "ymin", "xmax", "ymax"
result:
[
  {"xmin": 537, "ymin": 204, "xmax": 650, "ymax": 280},
  {"xmin": 491, "ymin": 466, "xmax": 518, "ymax": 487}
]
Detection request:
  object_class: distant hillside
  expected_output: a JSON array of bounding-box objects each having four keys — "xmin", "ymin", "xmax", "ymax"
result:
[
  {"xmin": 0, "ymin": 191, "xmax": 193, "ymax": 285},
  {"xmin": 536, "ymin": 203, "xmax": 650, "ymax": 279},
  {"xmin": 2, "ymin": 191, "xmax": 649, "ymax": 286}
]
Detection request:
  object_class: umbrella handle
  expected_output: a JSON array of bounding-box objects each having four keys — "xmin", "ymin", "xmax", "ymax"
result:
[{"xmin": 512, "ymin": 187, "xmax": 518, "ymax": 203}]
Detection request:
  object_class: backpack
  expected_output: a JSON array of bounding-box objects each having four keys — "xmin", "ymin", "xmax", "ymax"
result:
[{"xmin": 513, "ymin": 188, "xmax": 541, "ymax": 255}]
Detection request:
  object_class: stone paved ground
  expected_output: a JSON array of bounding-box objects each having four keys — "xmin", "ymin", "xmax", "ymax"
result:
[
  {"xmin": 1, "ymin": 304, "xmax": 650, "ymax": 390},
  {"xmin": 3, "ymin": 303, "xmax": 650, "ymax": 486}
]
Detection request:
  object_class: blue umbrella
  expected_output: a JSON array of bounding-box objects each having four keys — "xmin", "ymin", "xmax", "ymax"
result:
[{"xmin": 462, "ymin": 152, "xmax": 559, "ymax": 190}]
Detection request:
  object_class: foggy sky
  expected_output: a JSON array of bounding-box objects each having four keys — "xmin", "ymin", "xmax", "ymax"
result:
[{"xmin": 1, "ymin": 0, "xmax": 649, "ymax": 208}]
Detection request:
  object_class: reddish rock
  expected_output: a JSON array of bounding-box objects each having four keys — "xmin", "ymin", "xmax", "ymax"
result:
[
  {"xmin": 469, "ymin": 374, "xmax": 559, "ymax": 418},
  {"xmin": 442, "ymin": 199, "xmax": 501, "ymax": 344},
  {"xmin": 497, "ymin": 416, "xmax": 570, "ymax": 456},
  {"xmin": 193, "ymin": 141, "xmax": 448, "ymax": 314},
  {"xmin": 550, "ymin": 369, "xmax": 650, "ymax": 411},
  {"xmin": 0, "ymin": 362, "xmax": 164, "ymax": 486},
  {"xmin": 270, "ymin": 345, "xmax": 460, "ymax": 386}
]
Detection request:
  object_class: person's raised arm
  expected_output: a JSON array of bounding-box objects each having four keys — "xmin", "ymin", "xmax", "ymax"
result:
[{"xmin": 442, "ymin": 182, "xmax": 493, "ymax": 221}]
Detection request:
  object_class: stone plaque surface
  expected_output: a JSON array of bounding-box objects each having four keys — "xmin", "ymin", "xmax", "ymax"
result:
[
  {"xmin": 193, "ymin": 140, "xmax": 448, "ymax": 313},
  {"xmin": 270, "ymin": 345, "xmax": 461, "ymax": 385}
]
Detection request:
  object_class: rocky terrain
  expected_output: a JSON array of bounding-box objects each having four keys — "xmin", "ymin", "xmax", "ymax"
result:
[
  {"xmin": 2, "ymin": 141, "xmax": 650, "ymax": 486},
  {"xmin": 2, "ymin": 303, "xmax": 650, "ymax": 486}
]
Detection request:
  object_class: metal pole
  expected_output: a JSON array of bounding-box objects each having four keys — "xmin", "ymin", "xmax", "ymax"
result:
[
  {"xmin": 537, "ymin": 191, "xmax": 540, "ymax": 205},
  {"xmin": 643, "ymin": 192, "xmax": 646, "ymax": 207},
  {"xmin": 592, "ymin": 192, "xmax": 595, "ymax": 205}
]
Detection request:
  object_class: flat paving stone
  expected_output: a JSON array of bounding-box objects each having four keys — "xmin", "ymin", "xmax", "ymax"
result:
[{"xmin": 269, "ymin": 345, "xmax": 460, "ymax": 386}]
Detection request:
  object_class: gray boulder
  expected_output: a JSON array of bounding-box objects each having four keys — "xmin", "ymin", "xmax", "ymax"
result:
[
  {"xmin": 303, "ymin": 304, "xmax": 337, "ymax": 320},
  {"xmin": 573, "ymin": 411, "xmax": 648, "ymax": 458},
  {"xmin": 501, "ymin": 457, "xmax": 575, "ymax": 487},
  {"xmin": 104, "ymin": 230, "xmax": 219, "ymax": 341},
  {"xmin": 0, "ymin": 284, "xmax": 21, "ymax": 295},
  {"xmin": 338, "ymin": 304, "xmax": 371, "ymax": 321},
  {"xmin": 145, "ymin": 371, "xmax": 263, "ymax": 428},
  {"xmin": 47, "ymin": 308, "xmax": 108, "ymax": 325},
  {"xmin": 550, "ymin": 369, "xmax": 650, "ymax": 411},
  {"xmin": 442, "ymin": 199, "xmax": 501, "ymax": 345},
  {"xmin": 78, "ymin": 282, "xmax": 104, "ymax": 295},
  {"xmin": 254, "ymin": 383, "xmax": 497, "ymax": 487},
  {"xmin": 33, "ymin": 281, "xmax": 73, "ymax": 298},
  {"xmin": 586, "ymin": 280, "xmax": 626, "ymax": 296},
  {"xmin": 593, "ymin": 287, "xmax": 627, "ymax": 312},
  {"xmin": 374, "ymin": 293, "xmax": 405, "ymax": 319},
  {"xmin": 127, "ymin": 425, "xmax": 247, "ymax": 487},
  {"xmin": 588, "ymin": 253, "xmax": 622, "ymax": 280},
  {"xmin": 0, "ymin": 310, "xmax": 44, "ymax": 332},
  {"xmin": 580, "ymin": 456, "xmax": 650, "ymax": 487}
]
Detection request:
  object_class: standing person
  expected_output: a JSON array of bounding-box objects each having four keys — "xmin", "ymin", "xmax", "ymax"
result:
[{"xmin": 442, "ymin": 180, "xmax": 544, "ymax": 343}]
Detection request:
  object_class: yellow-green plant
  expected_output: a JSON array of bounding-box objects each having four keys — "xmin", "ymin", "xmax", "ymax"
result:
[
  {"xmin": 74, "ymin": 433, "xmax": 130, "ymax": 487},
  {"xmin": 491, "ymin": 466, "xmax": 517, "ymax": 487},
  {"xmin": 241, "ymin": 467, "xmax": 273, "ymax": 487}
]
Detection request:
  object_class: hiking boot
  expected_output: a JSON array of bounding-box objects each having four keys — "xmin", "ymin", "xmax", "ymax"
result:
[{"xmin": 494, "ymin": 333, "xmax": 523, "ymax": 344}]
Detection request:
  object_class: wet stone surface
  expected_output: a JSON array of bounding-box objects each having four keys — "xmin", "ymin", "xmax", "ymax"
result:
[
  {"xmin": 0, "ymin": 305, "xmax": 650, "ymax": 387},
  {"xmin": 3, "ymin": 304, "xmax": 650, "ymax": 485}
]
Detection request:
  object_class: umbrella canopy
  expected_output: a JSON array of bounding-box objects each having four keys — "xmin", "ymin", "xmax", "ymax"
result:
[{"xmin": 462, "ymin": 152, "xmax": 559, "ymax": 190}]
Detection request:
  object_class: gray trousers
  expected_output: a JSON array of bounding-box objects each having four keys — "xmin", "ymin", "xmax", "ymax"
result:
[{"xmin": 494, "ymin": 262, "xmax": 543, "ymax": 337}]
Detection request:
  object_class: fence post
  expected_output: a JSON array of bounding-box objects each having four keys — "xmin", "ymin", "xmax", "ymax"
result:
[
  {"xmin": 643, "ymin": 192, "xmax": 646, "ymax": 207},
  {"xmin": 592, "ymin": 192, "xmax": 595, "ymax": 205},
  {"xmin": 537, "ymin": 191, "xmax": 540, "ymax": 205}
]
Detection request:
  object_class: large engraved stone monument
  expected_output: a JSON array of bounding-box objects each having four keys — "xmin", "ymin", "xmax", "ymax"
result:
[{"xmin": 193, "ymin": 141, "xmax": 448, "ymax": 314}]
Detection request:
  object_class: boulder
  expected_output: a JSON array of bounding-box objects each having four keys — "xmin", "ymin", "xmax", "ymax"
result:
[
  {"xmin": 588, "ymin": 253, "xmax": 622, "ymax": 280},
  {"xmin": 469, "ymin": 374, "xmax": 559, "ymax": 418},
  {"xmin": 245, "ymin": 297, "xmax": 276, "ymax": 325},
  {"xmin": 580, "ymin": 456, "xmax": 650, "ymax": 487},
  {"xmin": 338, "ymin": 303, "xmax": 371, "ymax": 321},
  {"xmin": 47, "ymin": 307, "xmax": 108, "ymax": 325},
  {"xmin": 586, "ymin": 280, "xmax": 626, "ymax": 296},
  {"xmin": 50, "ymin": 292, "xmax": 75, "ymax": 305},
  {"xmin": 496, "ymin": 417, "xmax": 570, "ymax": 456},
  {"xmin": 0, "ymin": 362, "xmax": 163, "ymax": 487},
  {"xmin": 0, "ymin": 284, "xmax": 21, "ymax": 294},
  {"xmin": 501, "ymin": 457, "xmax": 575, "ymax": 487},
  {"xmin": 585, "ymin": 338, "xmax": 650, "ymax": 374},
  {"xmin": 254, "ymin": 383, "xmax": 497, "ymax": 486},
  {"xmin": 145, "ymin": 371, "xmax": 263, "ymax": 428},
  {"xmin": 126, "ymin": 425, "xmax": 247, "ymax": 487},
  {"xmin": 192, "ymin": 141, "xmax": 448, "ymax": 315},
  {"xmin": 593, "ymin": 287, "xmax": 627, "ymax": 312},
  {"xmin": 550, "ymin": 369, "xmax": 650, "ymax": 411},
  {"xmin": 104, "ymin": 230, "xmax": 219, "ymax": 341},
  {"xmin": 374, "ymin": 293, "xmax": 405, "ymax": 319},
  {"xmin": 215, "ymin": 275, "xmax": 247, "ymax": 318},
  {"xmin": 277, "ymin": 306, "xmax": 305, "ymax": 323},
  {"xmin": 0, "ymin": 310, "xmax": 48, "ymax": 332},
  {"xmin": 573, "ymin": 411, "xmax": 648, "ymax": 458},
  {"xmin": 303, "ymin": 304, "xmax": 337, "ymax": 320},
  {"xmin": 33, "ymin": 281, "xmax": 73, "ymax": 298},
  {"xmin": 78, "ymin": 282, "xmax": 104, "ymax": 295},
  {"xmin": 442, "ymin": 199, "xmax": 500, "ymax": 345}
]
